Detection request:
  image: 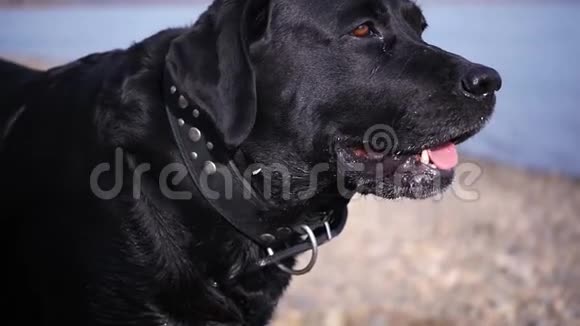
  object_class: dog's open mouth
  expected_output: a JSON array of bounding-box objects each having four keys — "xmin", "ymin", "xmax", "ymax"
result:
[
  {"xmin": 337, "ymin": 141, "xmax": 457, "ymax": 175},
  {"xmin": 350, "ymin": 142, "xmax": 458, "ymax": 171},
  {"xmin": 334, "ymin": 129, "xmax": 479, "ymax": 199}
]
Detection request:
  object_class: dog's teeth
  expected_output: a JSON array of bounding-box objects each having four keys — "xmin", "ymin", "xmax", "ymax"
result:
[
  {"xmin": 420, "ymin": 150, "xmax": 430, "ymax": 165},
  {"xmin": 429, "ymin": 163, "xmax": 437, "ymax": 169}
]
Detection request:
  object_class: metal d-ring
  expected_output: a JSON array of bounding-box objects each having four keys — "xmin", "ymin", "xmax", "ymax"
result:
[{"xmin": 267, "ymin": 225, "xmax": 319, "ymax": 275}]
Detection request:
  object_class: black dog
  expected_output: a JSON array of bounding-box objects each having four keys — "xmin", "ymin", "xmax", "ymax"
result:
[{"xmin": 0, "ymin": 0, "xmax": 501, "ymax": 325}]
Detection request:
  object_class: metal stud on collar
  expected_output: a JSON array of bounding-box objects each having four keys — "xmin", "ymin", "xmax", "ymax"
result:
[
  {"xmin": 178, "ymin": 95, "xmax": 188, "ymax": 109},
  {"xmin": 267, "ymin": 225, "xmax": 319, "ymax": 275},
  {"xmin": 189, "ymin": 127, "xmax": 202, "ymax": 142},
  {"xmin": 192, "ymin": 109, "xmax": 200, "ymax": 118},
  {"xmin": 170, "ymin": 85, "xmax": 177, "ymax": 94},
  {"xmin": 204, "ymin": 161, "xmax": 217, "ymax": 175}
]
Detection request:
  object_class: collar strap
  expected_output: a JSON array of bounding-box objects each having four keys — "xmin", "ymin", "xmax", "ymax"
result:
[{"xmin": 163, "ymin": 68, "xmax": 348, "ymax": 272}]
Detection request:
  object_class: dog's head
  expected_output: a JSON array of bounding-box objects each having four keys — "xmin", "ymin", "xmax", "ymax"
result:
[{"xmin": 166, "ymin": 0, "xmax": 501, "ymax": 203}]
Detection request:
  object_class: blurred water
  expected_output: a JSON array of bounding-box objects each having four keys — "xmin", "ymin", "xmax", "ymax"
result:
[
  {"xmin": 1, "ymin": 3, "xmax": 579, "ymax": 177},
  {"xmin": 422, "ymin": 3, "xmax": 580, "ymax": 178}
]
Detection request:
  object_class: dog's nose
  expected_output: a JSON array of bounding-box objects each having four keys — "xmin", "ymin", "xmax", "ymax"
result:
[{"xmin": 461, "ymin": 65, "xmax": 502, "ymax": 97}]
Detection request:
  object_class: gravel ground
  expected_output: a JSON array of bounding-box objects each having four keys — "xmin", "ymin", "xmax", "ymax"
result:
[{"xmin": 273, "ymin": 159, "xmax": 580, "ymax": 326}]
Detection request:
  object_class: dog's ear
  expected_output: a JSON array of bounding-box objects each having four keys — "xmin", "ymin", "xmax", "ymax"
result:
[{"xmin": 166, "ymin": 0, "xmax": 269, "ymax": 149}]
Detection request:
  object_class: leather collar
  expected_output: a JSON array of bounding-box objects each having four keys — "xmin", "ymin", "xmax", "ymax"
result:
[{"xmin": 163, "ymin": 68, "xmax": 349, "ymax": 274}]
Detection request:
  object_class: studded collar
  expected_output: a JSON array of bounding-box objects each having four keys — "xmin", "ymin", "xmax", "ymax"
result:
[{"xmin": 163, "ymin": 68, "xmax": 349, "ymax": 275}]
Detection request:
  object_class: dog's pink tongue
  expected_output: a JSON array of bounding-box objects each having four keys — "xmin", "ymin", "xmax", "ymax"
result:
[{"xmin": 428, "ymin": 143, "xmax": 458, "ymax": 170}]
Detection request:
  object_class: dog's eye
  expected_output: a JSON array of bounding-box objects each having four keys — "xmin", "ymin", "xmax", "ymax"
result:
[{"xmin": 351, "ymin": 23, "xmax": 374, "ymax": 38}]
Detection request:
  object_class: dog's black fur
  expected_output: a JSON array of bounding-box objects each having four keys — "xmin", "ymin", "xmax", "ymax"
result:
[{"xmin": 0, "ymin": 0, "xmax": 500, "ymax": 325}]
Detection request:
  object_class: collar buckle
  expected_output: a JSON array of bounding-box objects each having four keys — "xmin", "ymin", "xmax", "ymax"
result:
[
  {"xmin": 266, "ymin": 224, "xmax": 320, "ymax": 275},
  {"xmin": 257, "ymin": 206, "xmax": 348, "ymax": 275}
]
